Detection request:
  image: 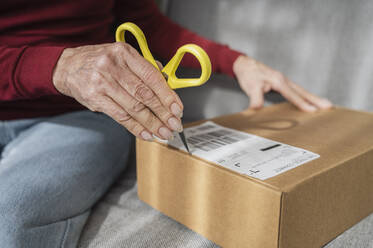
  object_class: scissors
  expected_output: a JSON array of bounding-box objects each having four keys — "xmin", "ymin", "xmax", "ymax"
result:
[{"xmin": 116, "ymin": 22, "xmax": 212, "ymax": 153}]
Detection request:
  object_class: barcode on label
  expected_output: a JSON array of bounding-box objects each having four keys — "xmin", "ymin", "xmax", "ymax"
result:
[
  {"xmin": 187, "ymin": 129, "xmax": 249, "ymax": 152},
  {"xmin": 196, "ymin": 124, "xmax": 216, "ymax": 131}
]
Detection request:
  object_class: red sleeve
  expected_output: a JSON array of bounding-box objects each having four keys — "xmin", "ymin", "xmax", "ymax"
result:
[
  {"xmin": 114, "ymin": 0, "xmax": 242, "ymax": 77},
  {"xmin": 0, "ymin": 45, "xmax": 65, "ymax": 101}
]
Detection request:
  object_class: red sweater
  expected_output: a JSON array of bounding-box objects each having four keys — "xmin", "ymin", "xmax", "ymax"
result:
[{"xmin": 0, "ymin": 0, "xmax": 241, "ymax": 120}]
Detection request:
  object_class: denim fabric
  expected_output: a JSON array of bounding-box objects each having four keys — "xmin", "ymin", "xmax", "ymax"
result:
[{"xmin": 0, "ymin": 111, "xmax": 133, "ymax": 248}]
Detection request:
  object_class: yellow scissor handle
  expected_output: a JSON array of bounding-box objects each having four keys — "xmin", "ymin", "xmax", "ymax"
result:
[
  {"xmin": 115, "ymin": 22, "xmax": 211, "ymax": 89},
  {"xmin": 162, "ymin": 44, "xmax": 211, "ymax": 89},
  {"xmin": 115, "ymin": 22, "xmax": 159, "ymax": 69}
]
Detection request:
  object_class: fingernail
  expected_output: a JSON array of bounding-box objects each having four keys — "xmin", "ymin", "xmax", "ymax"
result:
[
  {"xmin": 321, "ymin": 98, "xmax": 332, "ymax": 108},
  {"xmin": 307, "ymin": 105, "xmax": 317, "ymax": 112},
  {"xmin": 171, "ymin": 103, "xmax": 183, "ymax": 118},
  {"xmin": 141, "ymin": 131, "xmax": 153, "ymax": 141},
  {"xmin": 168, "ymin": 117, "xmax": 183, "ymax": 132},
  {"xmin": 159, "ymin": 127, "xmax": 173, "ymax": 140}
]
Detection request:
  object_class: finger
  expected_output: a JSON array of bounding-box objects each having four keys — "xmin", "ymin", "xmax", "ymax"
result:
[
  {"xmin": 110, "ymin": 66, "xmax": 183, "ymax": 132},
  {"xmin": 247, "ymin": 84, "xmax": 265, "ymax": 109},
  {"xmin": 105, "ymin": 79, "xmax": 174, "ymax": 140},
  {"xmin": 263, "ymin": 82, "xmax": 272, "ymax": 93},
  {"xmin": 156, "ymin": 60, "xmax": 164, "ymax": 70},
  {"xmin": 273, "ymin": 81, "xmax": 318, "ymax": 112},
  {"xmin": 155, "ymin": 60, "xmax": 182, "ymax": 109},
  {"xmin": 99, "ymin": 96, "xmax": 153, "ymax": 141},
  {"xmin": 121, "ymin": 45, "xmax": 184, "ymax": 117},
  {"xmin": 288, "ymin": 81, "xmax": 332, "ymax": 109}
]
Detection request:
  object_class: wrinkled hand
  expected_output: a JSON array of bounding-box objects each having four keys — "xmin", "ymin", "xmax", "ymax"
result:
[
  {"xmin": 53, "ymin": 42, "xmax": 184, "ymax": 140},
  {"xmin": 233, "ymin": 55, "xmax": 332, "ymax": 112}
]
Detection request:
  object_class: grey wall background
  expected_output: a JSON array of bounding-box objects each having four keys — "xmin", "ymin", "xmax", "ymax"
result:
[{"xmin": 164, "ymin": 0, "xmax": 373, "ymax": 119}]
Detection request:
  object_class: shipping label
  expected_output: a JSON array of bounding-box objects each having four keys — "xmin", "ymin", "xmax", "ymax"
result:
[{"xmin": 162, "ymin": 121, "xmax": 319, "ymax": 180}]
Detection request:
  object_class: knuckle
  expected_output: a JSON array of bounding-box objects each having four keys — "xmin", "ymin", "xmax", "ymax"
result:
[
  {"xmin": 274, "ymin": 72, "xmax": 285, "ymax": 82},
  {"xmin": 112, "ymin": 42, "xmax": 124, "ymax": 52},
  {"xmin": 130, "ymin": 100, "xmax": 146, "ymax": 113},
  {"xmin": 88, "ymin": 71, "xmax": 102, "ymax": 84},
  {"xmin": 124, "ymin": 43, "xmax": 137, "ymax": 55},
  {"xmin": 95, "ymin": 54, "xmax": 112, "ymax": 69},
  {"xmin": 142, "ymin": 66, "xmax": 162, "ymax": 84},
  {"xmin": 153, "ymin": 105, "xmax": 170, "ymax": 120},
  {"xmin": 88, "ymin": 71, "xmax": 108, "ymax": 95},
  {"xmin": 163, "ymin": 94, "xmax": 175, "ymax": 105},
  {"xmin": 116, "ymin": 111, "xmax": 132, "ymax": 123},
  {"xmin": 271, "ymin": 72, "xmax": 286, "ymax": 90},
  {"xmin": 143, "ymin": 113, "xmax": 158, "ymax": 129},
  {"xmin": 115, "ymin": 42, "xmax": 135, "ymax": 55},
  {"xmin": 143, "ymin": 96, "xmax": 159, "ymax": 110},
  {"xmin": 134, "ymin": 84, "xmax": 154, "ymax": 103}
]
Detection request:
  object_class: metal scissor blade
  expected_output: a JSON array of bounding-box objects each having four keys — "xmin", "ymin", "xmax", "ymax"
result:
[{"xmin": 178, "ymin": 131, "xmax": 190, "ymax": 154}]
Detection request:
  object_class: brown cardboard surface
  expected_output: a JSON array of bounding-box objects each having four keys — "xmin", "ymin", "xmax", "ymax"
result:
[
  {"xmin": 280, "ymin": 151, "xmax": 373, "ymax": 248},
  {"xmin": 136, "ymin": 103, "xmax": 373, "ymax": 248},
  {"xmin": 137, "ymin": 141, "xmax": 282, "ymax": 247}
]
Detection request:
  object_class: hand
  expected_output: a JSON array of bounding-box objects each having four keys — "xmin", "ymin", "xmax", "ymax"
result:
[
  {"xmin": 53, "ymin": 42, "xmax": 184, "ymax": 140},
  {"xmin": 233, "ymin": 55, "xmax": 332, "ymax": 112}
]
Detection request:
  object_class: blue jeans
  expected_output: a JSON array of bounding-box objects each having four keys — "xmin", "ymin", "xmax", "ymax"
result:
[{"xmin": 0, "ymin": 111, "xmax": 133, "ymax": 247}]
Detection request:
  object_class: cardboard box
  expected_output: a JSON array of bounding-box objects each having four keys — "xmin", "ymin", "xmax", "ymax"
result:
[{"xmin": 136, "ymin": 103, "xmax": 373, "ymax": 248}]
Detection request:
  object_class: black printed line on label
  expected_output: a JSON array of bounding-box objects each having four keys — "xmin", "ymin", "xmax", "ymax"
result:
[{"xmin": 260, "ymin": 144, "xmax": 281, "ymax": 151}]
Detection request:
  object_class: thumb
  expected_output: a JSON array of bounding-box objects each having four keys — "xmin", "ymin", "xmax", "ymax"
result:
[{"xmin": 156, "ymin": 60, "xmax": 164, "ymax": 70}]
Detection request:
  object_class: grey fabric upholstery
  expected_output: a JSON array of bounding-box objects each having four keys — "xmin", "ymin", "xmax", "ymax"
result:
[
  {"xmin": 78, "ymin": 158, "xmax": 219, "ymax": 248},
  {"xmin": 79, "ymin": 1, "xmax": 373, "ymax": 247}
]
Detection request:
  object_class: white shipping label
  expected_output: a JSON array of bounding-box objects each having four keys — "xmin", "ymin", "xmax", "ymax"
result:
[{"xmin": 163, "ymin": 121, "xmax": 320, "ymax": 180}]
